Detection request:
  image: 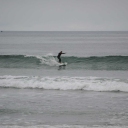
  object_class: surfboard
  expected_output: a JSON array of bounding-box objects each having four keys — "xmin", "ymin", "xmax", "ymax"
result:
[{"xmin": 58, "ymin": 62, "xmax": 67, "ymax": 66}]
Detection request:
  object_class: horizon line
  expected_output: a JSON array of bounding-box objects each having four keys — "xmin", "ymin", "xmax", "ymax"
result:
[{"xmin": 1, "ymin": 30, "xmax": 128, "ymax": 32}]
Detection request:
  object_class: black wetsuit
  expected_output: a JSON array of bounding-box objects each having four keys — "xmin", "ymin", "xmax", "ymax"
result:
[{"xmin": 57, "ymin": 52, "xmax": 65, "ymax": 63}]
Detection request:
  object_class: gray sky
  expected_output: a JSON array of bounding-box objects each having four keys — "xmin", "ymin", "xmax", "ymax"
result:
[{"xmin": 0, "ymin": 0, "xmax": 128, "ymax": 31}]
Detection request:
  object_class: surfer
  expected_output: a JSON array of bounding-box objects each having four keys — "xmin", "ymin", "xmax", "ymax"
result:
[{"xmin": 57, "ymin": 51, "xmax": 66, "ymax": 63}]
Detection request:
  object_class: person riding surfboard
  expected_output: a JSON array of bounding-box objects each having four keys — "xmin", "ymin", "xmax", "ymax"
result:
[{"xmin": 57, "ymin": 51, "xmax": 66, "ymax": 63}]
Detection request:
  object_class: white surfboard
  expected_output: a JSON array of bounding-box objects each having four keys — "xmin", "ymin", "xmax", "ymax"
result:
[{"xmin": 58, "ymin": 62, "xmax": 67, "ymax": 66}]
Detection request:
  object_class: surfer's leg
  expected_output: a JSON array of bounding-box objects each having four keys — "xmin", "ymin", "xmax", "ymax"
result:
[
  {"xmin": 57, "ymin": 56, "xmax": 61, "ymax": 63},
  {"xmin": 59, "ymin": 58, "xmax": 61, "ymax": 63}
]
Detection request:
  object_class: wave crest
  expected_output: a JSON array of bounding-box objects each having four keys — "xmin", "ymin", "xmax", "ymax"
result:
[{"xmin": 0, "ymin": 54, "xmax": 128, "ymax": 70}]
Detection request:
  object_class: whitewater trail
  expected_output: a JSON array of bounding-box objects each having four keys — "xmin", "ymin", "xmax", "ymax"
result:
[{"xmin": 25, "ymin": 53, "xmax": 60, "ymax": 66}]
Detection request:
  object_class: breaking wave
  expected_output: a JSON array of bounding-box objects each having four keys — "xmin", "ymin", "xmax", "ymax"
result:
[
  {"xmin": 0, "ymin": 54, "xmax": 128, "ymax": 70},
  {"xmin": 0, "ymin": 75, "xmax": 128, "ymax": 92}
]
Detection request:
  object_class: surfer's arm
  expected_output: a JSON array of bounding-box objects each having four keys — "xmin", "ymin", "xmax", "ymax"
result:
[{"xmin": 62, "ymin": 53, "xmax": 66, "ymax": 54}]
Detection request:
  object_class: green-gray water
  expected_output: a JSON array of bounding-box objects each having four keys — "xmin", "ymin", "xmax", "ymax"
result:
[{"xmin": 0, "ymin": 31, "xmax": 128, "ymax": 128}]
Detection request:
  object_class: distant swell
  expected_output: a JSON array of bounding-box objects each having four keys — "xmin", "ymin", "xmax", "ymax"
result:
[
  {"xmin": 0, "ymin": 76, "xmax": 128, "ymax": 92},
  {"xmin": 0, "ymin": 55, "xmax": 128, "ymax": 70}
]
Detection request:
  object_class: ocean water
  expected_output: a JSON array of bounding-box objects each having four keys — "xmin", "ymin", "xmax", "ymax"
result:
[{"xmin": 0, "ymin": 31, "xmax": 128, "ymax": 128}]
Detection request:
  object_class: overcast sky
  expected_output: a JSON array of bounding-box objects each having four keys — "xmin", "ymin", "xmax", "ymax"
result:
[{"xmin": 0, "ymin": 0, "xmax": 128, "ymax": 31}]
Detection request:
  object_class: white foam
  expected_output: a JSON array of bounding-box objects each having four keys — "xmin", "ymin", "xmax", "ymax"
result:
[
  {"xmin": 24, "ymin": 54, "xmax": 59, "ymax": 66},
  {"xmin": 41, "ymin": 54, "xmax": 59, "ymax": 66},
  {"xmin": 0, "ymin": 76, "xmax": 128, "ymax": 92}
]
